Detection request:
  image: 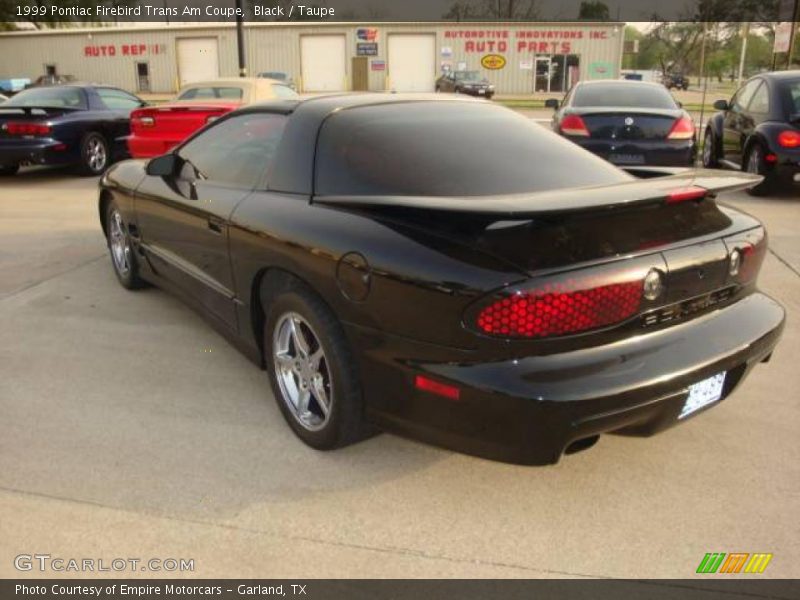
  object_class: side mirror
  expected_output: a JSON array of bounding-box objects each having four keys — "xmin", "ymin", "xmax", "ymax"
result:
[
  {"xmin": 713, "ymin": 99, "xmax": 729, "ymax": 111},
  {"xmin": 544, "ymin": 98, "xmax": 560, "ymax": 109},
  {"xmin": 676, "ymin": 101, "xmax": 683, "ymax": 108},
  {"xmin": 146, "ymin": 153, "xmax": 178, "ymax": 177}
]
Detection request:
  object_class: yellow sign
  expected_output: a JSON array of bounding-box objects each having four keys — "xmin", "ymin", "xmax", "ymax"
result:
[{"xmin": 481, "ymin": 54, "xmax": 506, "ymax": 70}]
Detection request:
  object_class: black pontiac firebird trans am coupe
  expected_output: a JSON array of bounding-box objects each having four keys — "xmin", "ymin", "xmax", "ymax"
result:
[{"xmin": 98, "ymin": 94, "xmax": 785, "ymax": 465}]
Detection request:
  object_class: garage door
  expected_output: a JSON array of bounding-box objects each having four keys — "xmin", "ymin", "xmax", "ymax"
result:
[
  {"xmin": 301, "ymin": 35, "xmax": 346, "ymax": 92},
  {"xmin": 388, "ymin": 34, "xmax": 436, "ymax": 92},
  {"xmin": 177, "ymin": 38, "xmax": 219, "ymax": 86}
]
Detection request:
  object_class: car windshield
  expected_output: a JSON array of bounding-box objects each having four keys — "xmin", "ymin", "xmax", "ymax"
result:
[
  {"xmin": 262, "ymin": 72, "xmax": 287, "ymax": 81},
  {"xmin": 782, "ymin": 79, "xmax": 800, "ymax": 118},
  {"xmin": 178, "ymin": 86, "xmax": 244, "ymax": 100},
  {"xmin": 455, "ymin": 71, "xmax": 481, "ymax": 81},
  {"xmin": 573, "ymin": 83, "xmax": 677, "ymax": 109},
  {"xmin": 3, "ymin": 86, "xmax": 86, "ymax": 109},
  {"xmin": 316, "ymin": 102, "xmax": 628, "ymax": 197}
]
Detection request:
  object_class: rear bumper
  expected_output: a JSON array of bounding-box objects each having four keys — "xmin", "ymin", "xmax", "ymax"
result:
[
  {"xmin": 126, "ymin": 135, "xmax": 180, "ymax": 159},
  {"xmin": 351, "ymin": 292, "xmax": 784, "ymax": 465},
  {"xmin": 769, "ymin": 151, "xmax": 800, "ymax": 184},
  {"xmin": 568, "ymin": 137, "xmax": 696, "ymax": 167},
  {"xmin": 0, "ymin": 138, "xmax": 77, "ymax": 167}
]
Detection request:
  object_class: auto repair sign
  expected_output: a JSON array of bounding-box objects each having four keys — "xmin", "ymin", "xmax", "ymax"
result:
[{"xmin": 481, "ymin": 54, "xmax": 506, "ymax": 70}]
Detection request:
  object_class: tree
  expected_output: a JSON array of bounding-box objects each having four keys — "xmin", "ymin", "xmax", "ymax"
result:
[
  {"xmin": 578, "ymin": 1, "xmax": 610, "ymax": 20},
  {"xmin": 443, "ymin": 0, "xmax": 539, "ymax": 21}
]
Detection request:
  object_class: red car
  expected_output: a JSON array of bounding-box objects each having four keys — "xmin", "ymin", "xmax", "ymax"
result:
[{"xmin": 127, "ymin": 78, "xmax": 297, "ymax": 158}]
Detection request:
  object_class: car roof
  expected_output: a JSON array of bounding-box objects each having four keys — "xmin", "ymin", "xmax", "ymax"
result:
[
  {"xmin": 240, "ymin": 93, "xmax": 495, "ymax": 196},
  {"xmin": 577, "ymin": 79, "xmax": 667, "ymax": 89},
  {"xmin": 754, "ymin": 70, "xmax": 800, "ymax": 82}
]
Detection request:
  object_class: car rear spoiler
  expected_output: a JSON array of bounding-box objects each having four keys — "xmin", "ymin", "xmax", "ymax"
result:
[
  {"xmin": 0, "ymin": 106, "xmax": 82, "ymax": 116},
  {"xmin": 313, "ymin": 169, "xmax": 762, "ymax": 218}
]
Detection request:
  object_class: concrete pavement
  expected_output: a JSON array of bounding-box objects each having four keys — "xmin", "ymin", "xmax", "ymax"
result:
[{"xmin": 1, "ymin": 167, "xmax": 798, "ymax": 579}]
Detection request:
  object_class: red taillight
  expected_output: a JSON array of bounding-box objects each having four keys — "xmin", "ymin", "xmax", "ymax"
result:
[
  {"xmin": 777, "ymin": 130, "xmax": 800, "ymax": 148},
  {"xmin": 475, "ymin": 272, "xmax": 647, "ymax": 339},
  {"xmin": 560, "ymin": 114, "xmax": 590, "ymax": 137},
  {"xmin": 414, "ymin": 375, "xmax": 460, "ymax": 401},
  {"xmin": 666, "ymin": 185, "xmax": 707, "ymax": 204},
  {"xmin": 5, "ymin": 122, "xmax": 51, "ymax": 136},
  {"xmin": 132, "ymin": 110, "xmax": 155, "ymax": 128},
  {"xmin": 667, "ymin": 116, "xmax": 695, "ymax": 140}
]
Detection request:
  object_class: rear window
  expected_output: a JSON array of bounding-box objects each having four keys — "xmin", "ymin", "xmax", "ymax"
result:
[
  {"xmin": 573, "ymin": 83, "xmax": 677, "ymax": 109},
  {"xmin": 315, "ymin": 102, "xmax": 628, "ymax": 197},
  {"xmin": 178, "ymin": 86, "xmax": 244, "ymax": 100},
  {"xmin": 4, "ymin": 87, "xmax": 86, "ymax": 109},
  {"xmin": 781, "ymin": 79, "xmax": 800, "ymax": 116}
]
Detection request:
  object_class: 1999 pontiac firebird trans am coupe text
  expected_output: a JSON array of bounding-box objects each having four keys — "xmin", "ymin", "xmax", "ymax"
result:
[{"xmin": 98, "ymin": 94, "xmax": 785, "ymax": 465}]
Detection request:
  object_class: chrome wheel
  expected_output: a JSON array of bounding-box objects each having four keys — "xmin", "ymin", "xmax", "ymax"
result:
[
  {"xmin": 86, "ymin": 136, "xmax": 107, "ymax": 173},
  {"xmin": 273, "ymin": 312, "xmax": 332, "ymax": 431},
  {"xmin": 746, "ymin": 147, "xmax": 761, "ymax": 174},
  {"xmin": 109, "ymin": 209, "xmax": 130, "ymax": 275}
]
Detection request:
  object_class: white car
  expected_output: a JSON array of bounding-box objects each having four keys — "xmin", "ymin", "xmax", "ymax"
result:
[{"xmin": 0, "ymin": 93, "xmax": 7, "ymax": 103}]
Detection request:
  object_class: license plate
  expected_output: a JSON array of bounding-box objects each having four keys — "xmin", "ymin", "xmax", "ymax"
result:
[
  {"xmin": 477, "ymin": 89, "xmax": 486, "ymax": 94},
  {"xmin": 609, "ymin": 153, "xmax": 645, "ymax": 165},
  {"xmin": 680, "ymin": 372, "xmax": 726, "ymax": 419}
]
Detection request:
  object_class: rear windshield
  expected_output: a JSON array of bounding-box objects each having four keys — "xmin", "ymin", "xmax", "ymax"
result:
[
  {"xmin": 573, "ymin": 83, "xmax": 677, "ymax": 109},
  {"xmin": 315, "ymin": 102, "xmax": 628, "ymax": 197},
  {"xmin": 178, "ymin": 86, "xmax": 244, "ymax": 100},
  {"xmin": 782, "ymin": 79, "xmax": 800, "ymax": 117},
  {"xmin": 455, "ymin": 71, "xmax": 482, "ymax": 81},
  {"xmin": 3, "ymin": 87, "xmax": 86, "ymax": 109}
]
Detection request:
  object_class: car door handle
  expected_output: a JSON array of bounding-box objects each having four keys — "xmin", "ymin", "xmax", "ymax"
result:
[{"xmin": 207, "ymin": 216, "xmax": 225, "ymax": 234}]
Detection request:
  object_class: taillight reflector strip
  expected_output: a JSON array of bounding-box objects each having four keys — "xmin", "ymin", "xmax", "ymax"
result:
[
  {"xmin": 414, "ymin": 375, "xmax": 460, "ymax": 401},
  {"xmin": 476, "ymin": 278, "xmax": 643, "ymax": 339},
  {"xmin": 560, "ymin": 114, "xmax": 590, "ymax": 137},
  {"xmin": 5, "ymin": 122, "xmax": 51, "ymax": 136}
]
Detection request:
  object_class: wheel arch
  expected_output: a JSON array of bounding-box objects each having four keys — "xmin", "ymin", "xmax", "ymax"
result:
[
  {"xmin": 98, "ymin": 189, "xmax": 113, "ymax": 238},
  {"xmin": 250, "ymin": 266, "xmax": 337, "ymax": 368}
]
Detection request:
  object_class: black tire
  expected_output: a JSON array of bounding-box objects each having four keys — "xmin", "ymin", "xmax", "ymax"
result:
[
  {"xmin": 702, "ymin": 129, "xmax": 719, "ymax": 168},
  {"xmin": 104, "ymin": 201, "xmax": 145, "ymax": 289},
  {"xmin": 0, "ymin": 164, "xmax": 19, "ymax": 176},
  {"xmin": 77, "ymin": 132, "xmax": 109, "ymax": 176},
  {"xmin": 743, "ymin": 144, "xmax": 778, "ymax": 197},
  {"xmin": 263, "ymin": 277, "xmax": 372, "ymax": 450}
]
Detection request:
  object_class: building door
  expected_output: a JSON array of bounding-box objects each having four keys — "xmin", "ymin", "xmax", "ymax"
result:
[
  {"xmin": 301, "ymin": 35, "xmax": 346, "ymax": 92},
  {"xmin": 176, "ymin": 38, "xmax": 219, "ymax": 87},
  {"xmin": 387, "ymin": 34, "xmax": 436, "ymax": 92},
  {"xmin": 534, "ymin": 56, "xmax": 551, "ymax": 92},
  {"xmin": 136, "ymin": 62, "xmax": 151, "ymax": 93},
  {"xmin": 352, "ymin": 56, "xmax": 369, "ymax": 91}
]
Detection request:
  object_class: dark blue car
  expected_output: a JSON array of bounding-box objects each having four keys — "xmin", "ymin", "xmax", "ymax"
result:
[
  {"xmin": 703, "ymin": 71, "xmax": 800, "ymax": 195},
  {"xmin": 0, "ymin": 84, "xmax": 145, "ymax": 176}
]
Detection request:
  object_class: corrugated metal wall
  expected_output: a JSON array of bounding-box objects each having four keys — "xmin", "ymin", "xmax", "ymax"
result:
[{"xmin": 0, "ymin": 22, "xmax": 623, "ymax": 95}]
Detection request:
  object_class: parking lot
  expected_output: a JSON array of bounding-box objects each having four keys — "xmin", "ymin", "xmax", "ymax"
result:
[{"xmin": 0, "ymin": 165, "xmax": 798, "ymax": 579}]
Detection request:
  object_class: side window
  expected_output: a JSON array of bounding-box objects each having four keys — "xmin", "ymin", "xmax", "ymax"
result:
[
  {"xmin": 177, "ymin": 113, "xmax": 287, "ymax": 188},
  {"xmin": 732, "ymin": 80, "xmax": 759, "ymax": 112},
  {"xmin": 216, "ymin": 87, "xmax": 244, "ymax": 99},
  {"xmin": 747, "ymin": 82, "xmax": 769, "ymax": 114},
  {"xmin": 96, "ymin": 88, "xmax": 142, "ymax": 110}
]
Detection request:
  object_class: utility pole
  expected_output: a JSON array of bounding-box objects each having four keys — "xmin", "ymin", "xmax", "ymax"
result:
[
  {"xmin": 235, "ymin": 0, "xmax": 246, "ymax": 77},
  {"xmin": 737, "ymin": 23, "xmax": 749, "ymax": 86},
  {"xmin": 787, "ymin": 0, "xmax": 799, "ymax": 69},
  {"xmin": 698, "ymin": 22, "xmax": 709, "ymax": 142}
]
